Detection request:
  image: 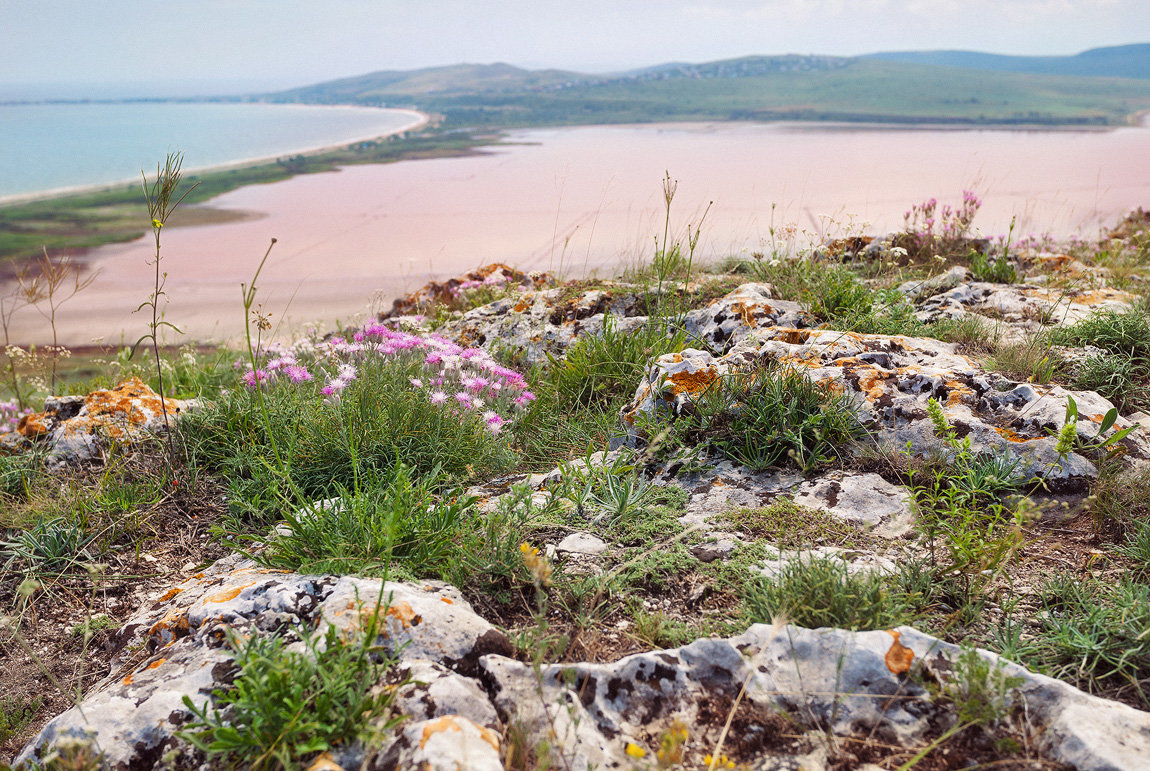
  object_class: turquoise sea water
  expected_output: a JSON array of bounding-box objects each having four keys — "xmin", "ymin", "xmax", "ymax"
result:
[{"xmin": 0, "ymin": 102, "xmax": 419, "ymax": 198}]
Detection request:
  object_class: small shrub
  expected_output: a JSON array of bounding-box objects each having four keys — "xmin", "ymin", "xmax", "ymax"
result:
[
  {"xmin": 936, "ymin": 647, "xmax": 1025, "ymax": 729},
  {"xmin": 181, "ymin": 620, "xmax": 403, "ymax": 770},
  {"xmin": 801, "ymin": 265, "xmax": 873, "ymax": 321},
  {"xmin": 258, "ymin": 463, "xmax": 475, "ymax": 579},
  {"xmin": 968, "ymin": 251, "xmax": 1017, "ymax": 284}
]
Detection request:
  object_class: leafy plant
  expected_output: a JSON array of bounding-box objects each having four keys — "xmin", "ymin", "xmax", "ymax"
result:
[
  {"xmin": 1, "ymin": 516, "xmax": 92, "ymax": 573},
  {"xmin": 133, "ymin": 153, "xmax": 197, "ymax": 461},
  {"xmin": 181, "ymin": 618, "xmax": 403, "ymax": 769}
]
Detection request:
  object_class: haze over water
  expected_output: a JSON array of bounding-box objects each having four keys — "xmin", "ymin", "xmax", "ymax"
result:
[{"xmin": 7, "ymin": 120, "xmax": 1150, "ymax": 347}]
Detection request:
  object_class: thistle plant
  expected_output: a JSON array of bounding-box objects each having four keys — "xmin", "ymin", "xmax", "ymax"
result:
[{"xmin": 134, "ymin": 152, "xmax": 197, "ymax": 461}]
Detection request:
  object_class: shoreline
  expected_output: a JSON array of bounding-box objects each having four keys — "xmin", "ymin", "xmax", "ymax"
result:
[{"xmin": 0, "ymin": 105, "xmax": 429, "ymax": 207}]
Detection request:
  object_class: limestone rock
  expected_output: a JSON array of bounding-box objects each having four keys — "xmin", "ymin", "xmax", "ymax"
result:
[
  {"xmin": 626, "ymin": 326, "xmax": 1150, "ymax": 490},
  {"xmin": 2, "ymin": 377, "xmax": 195, "ymax": 466}
]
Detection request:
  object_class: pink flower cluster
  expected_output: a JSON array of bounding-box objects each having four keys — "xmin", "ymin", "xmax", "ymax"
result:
[
  {"xmin": 903, "ymin": 190, "xmax": 982, "ymax": 254},
  {"xmin": 0, "ymin": 399, "xmax": 31, "ymax": 434},
  {"xmin": 450, "ymin": 271, "xmax": 511, "ymax": 298},
  {"xmin": 240, "ymin": 323, "xmax": 535, "ymax": 434}
]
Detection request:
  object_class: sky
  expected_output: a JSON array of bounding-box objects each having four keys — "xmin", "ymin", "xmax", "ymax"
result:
[{"xmin": 2, "ymin": 0, "xmax": 1148, "ymax": 98}]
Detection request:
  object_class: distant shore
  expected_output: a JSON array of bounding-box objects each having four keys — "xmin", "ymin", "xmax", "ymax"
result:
[{"xmin": 0, "ymin": 106, "xmax": 429, "ymax": 207}]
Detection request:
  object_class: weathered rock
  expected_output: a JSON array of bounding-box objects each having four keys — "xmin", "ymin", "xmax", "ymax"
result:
[
  {"xmin": 626, "ymin": 326, "xmax": 1150, "ymax": 490},
  {"xmin": 16, "ymin": 557, "xmax": 511, "ymax": 769},
  {"xmin": 1, "ymin": 377, "xmax": 196, "ymax": 466},
  {"xmin": 555, "ymin": 532, "xmax": 609, "ymax": 556},
  {"xmin": 681, "ymin": 282, "xmax": 811, "ymax": 353},
  {"xmin": 372, "ymin": 715, "xmax": 502, "ymax": 771},
  {"xmin": 435, "ymin": 285, "xmax": 652, "ymax": 365},
  {"xmin": 382, "ymin": 262, "xmax": 548, "ymax": 318},
  {"xmin": 913, "ymin": 281, "xmax": 1136, "ymax": 326},
  {"xmin": 482, "ymin": 623, "xmax": 1150, "ymax": 770}
]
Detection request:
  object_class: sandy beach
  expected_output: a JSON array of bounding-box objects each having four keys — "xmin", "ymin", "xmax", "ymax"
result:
[{"xmin": 5, "ymin": 120, "xmax": 1149, "ymax": 348}]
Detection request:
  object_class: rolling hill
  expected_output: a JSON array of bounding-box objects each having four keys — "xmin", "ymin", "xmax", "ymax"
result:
[{"xmin": 268, "ymin": 53, "xmax": 1150, "ymax": 129}]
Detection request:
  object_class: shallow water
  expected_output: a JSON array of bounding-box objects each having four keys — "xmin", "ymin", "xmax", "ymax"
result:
[
  {"xmin": 0, "ymin": 102, "xmax": 420, "ymax": 199},
  {"xmin": 7, "ymin": 121, "xmax": 1149, "ymax": 346}
]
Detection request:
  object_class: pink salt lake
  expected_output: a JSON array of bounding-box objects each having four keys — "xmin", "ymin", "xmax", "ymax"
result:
[{"xmin": 9, "ymin": 121, "xmax": 1150, "ymax": 346}]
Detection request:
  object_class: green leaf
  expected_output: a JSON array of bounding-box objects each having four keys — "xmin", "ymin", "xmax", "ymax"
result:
[
  {"xmin": 1098, "ymin": 408, "xmax": 1118, "ymax": 435},
  {"xmin": 1065, "ymin": 395, "xmax": 1078, "ymax": 424}
]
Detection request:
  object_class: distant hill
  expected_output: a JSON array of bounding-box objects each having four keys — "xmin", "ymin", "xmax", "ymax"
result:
[
  {"xmin": 268, "ymin": 52, "xmax": 1150, "ymax": 129},
  {"xmin": 862, "ymin": 44, "xmax": 1150, "ymax": 80}
]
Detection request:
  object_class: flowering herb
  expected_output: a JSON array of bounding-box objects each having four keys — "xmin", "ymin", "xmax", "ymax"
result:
[{"xmin": 239, "ymin": 323, "xmax": 535, "ymax": 434}]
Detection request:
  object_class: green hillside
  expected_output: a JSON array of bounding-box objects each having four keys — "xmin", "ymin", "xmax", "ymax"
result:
[
  {"xmin": 270, "ymin": 55, "xmax": 1150, "ymax": 128},
  {"xmin": 863, "ymin": 43, "xmax": 1150, "ymax": 80}
]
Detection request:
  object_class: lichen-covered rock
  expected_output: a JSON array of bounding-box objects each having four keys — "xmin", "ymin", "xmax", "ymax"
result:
[
  {"xmin": 913, "ymin": 280, "xmax": 1137, "ymax": 326},
  {"xmin": 626, "ymin": 327, "xmax": 1149, "ymax": 490},
  {"xmin": 435, "ymin": 285, "xmax": 652, "ymax": 364},
  {"xmin": 1, "ymin": 377, "xmax": 195, "ymax": 466},
  {"xmin": 16, "ymin": 556, "xmax": 511, "ymax": 769},
  {"xmin": 482, "ymin": 624, "xmax": 1150, "ymax": 771},
  {"xmin": 371, "ymin": 715, "xmax": 503, "ymax": 771},
  {"xmin": 382, "ymin": 262, "xmax": 548, "ymax": 318},
  {"xmin": 681, "ymin": 282, "xmax": 810, "ymax": 353}
]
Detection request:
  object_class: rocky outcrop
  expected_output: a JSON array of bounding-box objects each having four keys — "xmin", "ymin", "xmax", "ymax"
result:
[
  {"xmin": 19, "ymin": 555, "xmax": 1150, "ymax": 770},
  {"xmin": 625, "ymin": 327, "xmax": 1149, "ymax": 490},
  {"xmin": 0, "ymin": 377, "xmax": 194, "ymax": 465}
]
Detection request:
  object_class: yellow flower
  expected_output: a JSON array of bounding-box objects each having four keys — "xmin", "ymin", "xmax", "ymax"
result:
[
  {"xmin": 624, "ymin": 742, "xmax": 646, "ymax": 758},
  {"xmin": 151, "ymin": 218, "xmax": 164, "ymax": 229}
]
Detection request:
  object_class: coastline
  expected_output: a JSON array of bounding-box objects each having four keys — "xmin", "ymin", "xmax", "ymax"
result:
[{"xmin": 0, "ymin": 105, "xmax": 429, "ymax": 207}]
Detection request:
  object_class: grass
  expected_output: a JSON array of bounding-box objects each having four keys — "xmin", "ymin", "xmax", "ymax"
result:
[
  {"xmin": 677, "ymin": 363, "xmax": 868, "ymax": 473},
  {"xmin": 742, "ymin": 556, "xmax": 917, "ymax": 631},
  {"xmin": 1051, "ymin": 306, "xmax": 1150, "ymax": 412}
]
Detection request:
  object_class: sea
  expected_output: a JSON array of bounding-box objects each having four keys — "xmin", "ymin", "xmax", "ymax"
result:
[{"xmin": 0, "ymin": 102, "xmax": 421, "ymax": 199}]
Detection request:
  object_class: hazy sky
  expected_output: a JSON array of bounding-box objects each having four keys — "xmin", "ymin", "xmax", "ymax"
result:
[{"xmin": 2, "ymin": 0, "xmax": 1148, "ymax": 97}]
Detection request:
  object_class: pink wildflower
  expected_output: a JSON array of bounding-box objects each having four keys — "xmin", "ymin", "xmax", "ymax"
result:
[{"xmin": 429, "ymin": 391, "xmax": 448, "ymax": 405}]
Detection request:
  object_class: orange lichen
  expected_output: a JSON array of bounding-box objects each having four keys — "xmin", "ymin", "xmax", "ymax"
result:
[
  {"xmin": 146, "ymin": 658, "xmax": 167, "ymax": 670},
  {"xmin": 884, "ymin": 630, "xmax": 914, "ymax": 675},
  {"xmin": 15, "ymin": 414, "xmax": 51, "ymax": 437},
  {"xmin": 148, "ymin": 608, "xmax": 190, "ymax": 640},
  {"xmin": 440, "ymin": 597, "xmax": 455, "ymax": 605},
  {"xmin": 945, "ymin": 381, "xmax": 975, "ymax": 406},
  {"xmin": 206, "ymin": 581, "xmax": 256, "ymax": 603},
  {"xmin": 158, "ymin": 587, "xmax": 183, "ymax": 602},
  {"xmin": 994, "ymin": 427, "xmax": 1039, "ymax": 443},
  {"xmin": 385, "ymin": 601, "xmax": 419, "ymax": 627},
  {"xmin": 513, "ymin": 300, "xmax": 531, "ymax": 313},
  {"xmin": 122, "ymin": 674, "xmax": 134, "ymax": 686},
  {"xmin": 856, "ymin": 369, "xmax": 887, "ymax": 401},
  {"xmin": 419, "ymin": 715, "xmax": 500, "ymax": 752},
  {"xmin": 775, "ymin": 328, "xmax": 812, "ymax": 345},
  {"xmin": 666, "ymin": 368, "xmax": 718, "ymax": 396}
]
